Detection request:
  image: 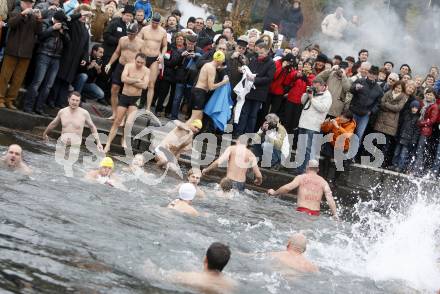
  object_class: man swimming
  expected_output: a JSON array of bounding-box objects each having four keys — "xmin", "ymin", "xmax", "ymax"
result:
[
  {"xmin": 155, "ymin": 119, "xmax": 202, "ymax": 169},
  {"xmin": 172, "ymin": 242, "xmax": 236, "ymax": 293},
  {"xmin": 43, "ymin": 92, "xmax": 103, "ymax": 152},
  {"xmin": 168, "ymin": 183, "xmax": 199, "ymax": 217},
  {"xmin": 202, "ymin": 140, "xmax": 263, "ymax": 191},
  {"xmin": 270, "ymin": 233, "xmax": 319, "ymax": 273},
  {"xmin": 268, "ymin": 160, "xmax": 338, "ymax": 219},
  {"xmin": 84, "ymin": 157, "xmax": 125, "ymax": 189},
  {"xmin": 0, "ymin": 144, "xmax": 32, "ymax": 175}
]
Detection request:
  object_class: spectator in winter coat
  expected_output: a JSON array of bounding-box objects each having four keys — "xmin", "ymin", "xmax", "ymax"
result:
[
  {"xmin": 226, "ymin": 36, "xmax": 249, "ymax": 101},
  {"xmin": 316, "ymin": 62, "xmax": 351, "ymax": 118},
  {"xmin": 197, "ymin": 15, "xmax": 216, "ymax": 51},
  {"xmin": 412, "ymin": 88, "xmax": 439, "ymax": 174},
  {"xmin": 0, "ymin": 0, "xmax": 42, "ymax": 109},
  {"xmin": 373, "ymin": 81, "xmax": 408, "ymax": 166},
  {"xmin": 349, "ymin": 65, "xmax": 384, "ymax": 144},
  {"xmin": 35, "ymin": 0, "xmax": 61, "ymax": 20},
  {"xmin": 391, "ymin": 100, "xmax": 420, "ymax": 172},
  {"xmin": 91, "ymin": 0, "xmax": 109, "ymax": 42},
  {"xmin": 382, "ymin": 72, "xmax": 398, "ymax": 93},
  {"xmin": 321, "ymin": 7, "xmax": 347, "ymax": 40},
  {"xmin": 297, "ymin": 77, "xmax": 332, "ymax": 173}
]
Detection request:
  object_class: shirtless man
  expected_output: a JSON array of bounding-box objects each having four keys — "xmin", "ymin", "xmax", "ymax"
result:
[
  {"xmin": 172, "ymin": 242, "xmax": 236, "ymax": 293},
  {"xmin": 138, "ymin": 12, "xmax": 168, "ymax": 111},
  {"xmin": 155, "ymin": 119, "xmax": 202, "ymax": 168},
  {"xmin": 202, "ymin": 140, "xmax": 263, "ymax": 192},
  {"xmin": 43, "ymin": 92, "xmax": 103, "ymax": 151},
  {"xmin": 0, "ymin": 144, "xmax": 32, "ymax": 175},
  {"xmin": 270, "ymin": 233, "xmax": 319, "ymax": 274},
  {"xmin": 268, "ymin": 160, "xmax": 338, "ymax": 219},
  {"xmin": 188, "ymin": 51, "xmax": 229, "ymax": 122},
  {"xmin": 84, "ymin": 156, "xmax": 125, "ymax": 189},
  {"xmin": 167, "ymin": 183, "xmax": 199, "ymax": 216},
  {"xmin": 105, "ymin": 23, "xmax": 143, "ymax": 119},
  {"xmin": 104, "ymin": 53, "xmax": 149, "ymax": 153}
]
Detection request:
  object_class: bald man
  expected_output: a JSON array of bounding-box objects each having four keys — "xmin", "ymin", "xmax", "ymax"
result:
[
  {"xmin": 270, "ymin": 233, "xmax": 318, "ymax": 273},
  {"xmin": 0, "ymin": 144, "xmax": 32, "ymax": 175}
]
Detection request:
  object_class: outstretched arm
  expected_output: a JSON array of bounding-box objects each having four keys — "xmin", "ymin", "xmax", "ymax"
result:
[
  {"xmin": 202, "ymin": 147, "xmax": 232, "ymax": 175},
  {"xmin": 268, "ymin": 176, "xmax": 301, "ymax": 196},
  {"xmin": 43, "ymin": 111, "xmax": 62, "ymax": 140}
]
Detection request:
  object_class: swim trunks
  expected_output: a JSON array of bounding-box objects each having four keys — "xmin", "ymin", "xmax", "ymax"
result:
[
  {"xmin": 146, "ymin": 56, "xmax": 158, "ymax": 68},
  {"xmin": 230, "ymin": 179, "xmax": 245, "ymax": 191},
  {"xmin": 191, "ymin": 87, "xmax": 208, "ymax": 110},
  {"xmin": 118, "ymin": 94, "xmax": 140, "ymax": 108},
  {"xmin": 296, "ymin": 207, "xmax": 320, "ymax": 216},
  {"xmin": 112, "ymin": 62, "xmax": 125, "ymax": 86}
]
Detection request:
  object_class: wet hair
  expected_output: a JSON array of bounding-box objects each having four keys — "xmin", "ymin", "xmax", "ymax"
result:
[
  {"xmin": 341, "ymin": 109, "xmax": 353, "ymax": 120},
  {"xmin": 358, "ymin": 49, "xmax": 368, "ymax": 57},
  {"xmin": 187, "ymin": 168, "xmax": 201, "ymax": 178},
  {"xmin": 392, "ymin": 80, "xmax": 406, "ymax": 92},
  {"xmin": 135, "ymin": 52, "xmax": 147, "ymax": 61},
  {"xmin": 206, "ymin": 242, "xmax": 231, "ymax": 272},
  {"xmin": 69, "ymin": 91, "xmax": 81, "ymax": 99},
  {"xmin": 220, "ymin": 177, "xmax": 233, "ymax": 192}
]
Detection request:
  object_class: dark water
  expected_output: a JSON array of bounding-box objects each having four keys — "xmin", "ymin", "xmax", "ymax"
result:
[{"xmin": 0, "ymin": 130, "xmax": 438, "ymax": 293}]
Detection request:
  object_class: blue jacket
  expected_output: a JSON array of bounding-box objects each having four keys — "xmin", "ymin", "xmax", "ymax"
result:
[
  {"xmin": 204, "ymin": 84, "xmax": 233, "ymax": 132},
  {"xmin": 134, "ymin": 0, "xmax": 152, "ymax": 21}
]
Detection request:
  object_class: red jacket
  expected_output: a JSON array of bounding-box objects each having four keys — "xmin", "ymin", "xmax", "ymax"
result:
[
  {"xmin": 269, "ymin": 60, "xmax": 296, "ymax": 95},
  {"xmin": 418, "ymin": 103, "xmax": 439, "ymax": 137},
  {"xmin": 283, "ymin": 72, "xmax": 315, "ymax": 104}
]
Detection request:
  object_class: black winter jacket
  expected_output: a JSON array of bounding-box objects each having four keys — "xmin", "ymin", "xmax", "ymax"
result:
[
  {"xmin": 175, "ymin": 46, "xmax": 204, "ymax": 84},
  {"xmin": 37, "ymin": 19, "xmax": 70, "ymax": 58},
  {"xmin": 398, "ymin": 109, "xmax": 420, "ymax": 146},
  {"xmin": 349, "ymin": 78, "xmax": 384, "ymax": 116},
  {"xmin": 197, "ymin": 27, "xmax": 216, "ymax": 49},
  {"xmin": 103, "ymin": 17, "xmax": 127, "ymax": 57},
  {"xmin": 245, "ymin": 55, "xmax": 276, "ymax": 102}
]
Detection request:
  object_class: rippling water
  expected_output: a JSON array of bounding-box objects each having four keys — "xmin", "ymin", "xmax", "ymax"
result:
[{"xmin": 0, "ymin": 131, "xmax": 439, "ymax": 293}]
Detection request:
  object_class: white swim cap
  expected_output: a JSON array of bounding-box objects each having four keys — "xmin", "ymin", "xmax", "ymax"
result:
[{"xmin": 179, "ymin": 183, "xmax": 197, "ymax": 201}]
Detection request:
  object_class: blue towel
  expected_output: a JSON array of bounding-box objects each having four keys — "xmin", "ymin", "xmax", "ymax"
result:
[{"xmin": 204, "ymin": 84, "xmax": 233, "ymax": 132}]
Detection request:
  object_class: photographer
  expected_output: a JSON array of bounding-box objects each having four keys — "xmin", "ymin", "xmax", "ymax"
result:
[
  {"xmin": 23, "ymin": 10, "xmax": 70, "ymax": 115},
  {"xmin": 0, "ymin": 0, "xmax": 42, "ymax": 109},
  {"xmin": 297, "ymin": 77, "xmax": 332, "ymax": 173},
  {"xmin": 316, "ymin": 61, "xmax": 352, "ymax": 118},
  {"xmin": 252, "ymin": 113, "xmax": 288, "ymax": 170}
]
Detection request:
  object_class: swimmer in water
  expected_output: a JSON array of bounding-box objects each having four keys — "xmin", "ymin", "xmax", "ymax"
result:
[
  {"xmin": 172, "ymin": 242, "xmax": 237, "ymax": 294},
  {"xmin": 216, "ymin": 177, "xmax": 234, "ymax": 199},
  {"xmin": 0, "ymin": 144, "xmax": 32, "ymax": 175},
  {"xmin": 186, "ymin": 168, "xmax": 205, "ymax": 198},
  {"xmin": 268, "ymin": 160, "xmax": 338, "ymax": 219},
  {"xmin": 270, "ymin": 233, "xmax": 319, "ymax": 273},
  {"xmin": 85, "ymin": 157, "xmax": 125, "ymax": 189},
  {"xmin": 168, "ymin": 183, "xmax": 199, "ymax": 216}
]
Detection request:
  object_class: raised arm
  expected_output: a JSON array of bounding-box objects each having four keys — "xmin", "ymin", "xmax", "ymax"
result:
[
  {"xmin": 42, "ymin": 111, "xmax": 62, "ymax": 140},
  {"xmin": 202, "ymin": 146, "xmax": 232, "ymax": 175}
]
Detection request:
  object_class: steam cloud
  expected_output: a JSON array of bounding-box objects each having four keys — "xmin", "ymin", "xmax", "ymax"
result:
[{"xmin": 175, "ymin": 0, "xmax": 209, "ymax": 26}]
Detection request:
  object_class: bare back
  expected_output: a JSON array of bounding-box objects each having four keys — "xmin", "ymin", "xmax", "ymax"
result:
[
  {"xmin": 168, "ymin": 200, "xmax": 199, "ymax": 217},
  {"xmin": 270, "ymin": 251, "xmax": 319, "ymax": 273},
  {"xmin": 173, "ymin": 271, "xmax": 236, "ymax": 294},
  {"xmin": 119, "ymin": 36, "xmax": 143, "ymax": 65},
  {"xmin": 139, "ymin": 25, "xmax": 167, "ymax": 57},
  {"xmin": 160, "ymin": 122, "xmax": 194, "ymax": 156},
  {"xmin": 195, "ymin": 62, "xmax": 217, "ymax": 91},
  {"xmin": 122, "ymin": 63, "xmax": 150, "ymax": 96},
  {"xmin": 222, "ymin": 145, "xmax": 256, "ymax": 183},
  {"xmin": 296, "ymin": 174, "xmax": 330, "ymax": 211}
]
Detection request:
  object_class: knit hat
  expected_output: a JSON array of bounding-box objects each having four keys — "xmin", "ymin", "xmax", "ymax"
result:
[
  {"xmin": 213, "ymin": 51, "xmax": 225, "ymax": 62},
  {"xmin": 315, "ymin": 53, "xmax": 328, "ymax": 63},
  {"xmin": 207, "ymin": 15, "xmax": 216, "ymax": 22},
  {"xmin": 179, "ymin": 183, "xmax": 197, "ymax": 201},
  {"xmin": 122, "ymin": 5, "xmax": 135, "ymax": 15},
  {"xmin": 410, "ymin": 100, "xmax": 420, "ymax": 109}
]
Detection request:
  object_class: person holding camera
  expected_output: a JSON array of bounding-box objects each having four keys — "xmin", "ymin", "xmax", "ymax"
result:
[
  {"xmin": 252, "ymin": 113, "xmax": 288, "ymax": 170},
  {"xmin": 0, "ymin": 0, "xmax": 42, "ymax": 109},
  {"xmin": 23, "ymin": 10, "xmax": 70, "ymax": 115},
  {"xmin": 296, "ymin": 77, "xmax": 332, "ymax": 173}
]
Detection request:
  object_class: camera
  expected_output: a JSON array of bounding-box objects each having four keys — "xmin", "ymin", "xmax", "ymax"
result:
[
  {"xmin": 306, "ymin": 86, "xmax": 316, "ymax": 95},
  {"xmin": 267, "ymin": 121, "xmax": 278, "ymax": 130}
]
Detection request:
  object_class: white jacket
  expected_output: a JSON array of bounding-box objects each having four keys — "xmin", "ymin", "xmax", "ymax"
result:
[
  {"xmin": 321, "ymin": 14, "xmax": 348, "ymax": 39},
  {"xmin": 298, "ymin": 90, "xmax": 333, "ymax": 132}
]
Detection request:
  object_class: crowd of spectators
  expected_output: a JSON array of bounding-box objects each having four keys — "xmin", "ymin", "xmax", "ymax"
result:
[{"xmin": 1, "ymin": 0, "xmax": 440, "ymax": 178}]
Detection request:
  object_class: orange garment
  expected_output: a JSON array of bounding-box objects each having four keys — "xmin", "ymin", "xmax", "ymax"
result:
[{"xmin": 321, "ymin": 117, "xmax": 356, "ymax": 151}]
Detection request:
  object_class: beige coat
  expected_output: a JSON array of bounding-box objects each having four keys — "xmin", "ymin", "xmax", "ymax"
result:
[
  {"xmin": 317, "ymin": 69, "xmax": 352, "ymax": 117},
  {"xmin": 374, "ymin": 91, "xmax": 408, "ymax": 136}
]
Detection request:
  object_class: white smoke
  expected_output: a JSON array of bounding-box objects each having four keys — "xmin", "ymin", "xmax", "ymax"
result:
[
  {"xmin": 310, "ymin": 1, "xmax": 440, "ymax": 75},
  {"xmin": 175, "ymin": 0, "xmax": 209, "ymax": 26}
]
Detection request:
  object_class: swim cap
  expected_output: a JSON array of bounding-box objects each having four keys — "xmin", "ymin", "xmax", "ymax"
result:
[
  {"xmin": 100, "ymin": 157, "xmax": 114, "ymax": 169},
  {"xmin": 191, "ymin": 119, "xmax": 203, "ymax": 129},
  {"xmin": 179, "ymin": 183, "xmax": 196, "ymax": 201},
  {"xmin": 213, "ymin": 51, "xmax": 225, "ymax": 62}
]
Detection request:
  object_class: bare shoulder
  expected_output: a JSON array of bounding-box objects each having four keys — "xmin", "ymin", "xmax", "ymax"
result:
[{"xmin": 159, "ymin": 26, "xmax": 167, "ymax": 34}]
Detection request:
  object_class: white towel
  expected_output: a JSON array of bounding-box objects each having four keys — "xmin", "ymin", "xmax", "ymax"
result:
[{"xmin": 233, "ymin": 66, "xmax": 256, "ymax": 124}]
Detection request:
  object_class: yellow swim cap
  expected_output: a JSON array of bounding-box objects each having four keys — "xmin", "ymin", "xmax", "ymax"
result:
[
  {"xmin": 100, "ymin": 157, "xmax": 114, "ymax": 169},
  {"xmin": 191, "ymin": 119, "xmax": 203, "ymax": 129},
  {"xmin": 213, "ymin": 50, "xmax": 225, "ymax": 62}
]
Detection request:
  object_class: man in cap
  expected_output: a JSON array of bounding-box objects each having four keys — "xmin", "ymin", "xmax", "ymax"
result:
[
  {"xmin": 104, "ymin": 52, "xmax": 149, "ymax": 153},
  {"xmin": 227, "ymin": 36, "xmax": 249, "ymax": 99},
  {"xmin": 349, "ymin": 65, "xmax": 384, "ymax": 145},
  {"xmin": 296, "ymin": 76, "xmax": 332, "ymax": 174},
  {"xmin": 0, "ymin": 144, "xmax": 32, "ymax": 175},
  {"xmin": 0, "ymin": 0, "xmax": 42, "ymax": 109},
  {"xmin": 85, "ymin": 157, "xmax": 125, "ymax": 189},
  {"xmin": 138, "ymin": 12, "xmax": 168, "ymax": 112},
  {"xmin": 167, "ymin": 183, "xmax": 199, "ymax": 216},
  {"xmin": 197, "ymin": 15, "xmax": 216, "ymax": 50},
  {"xmin": 269, "ymin": 233, "xmax": 319, "ymax": 273},
  {"xmin": 155, "ymin": 119, "xmax": 203, "ymax": 169},
  {"xmin": 188, "ymin": 50, "xmax": 229, "ymax": 122},
  {"xmin": 105, "ymin": 22, "xmax": 143, "ymax": 119},
  {"xmin": 268, "ymin": 159, "xmax": 338, "ymax": 219},
  {"xmin": 43, "ymin": 92, "xmax": 103, "ymax": 152}
]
